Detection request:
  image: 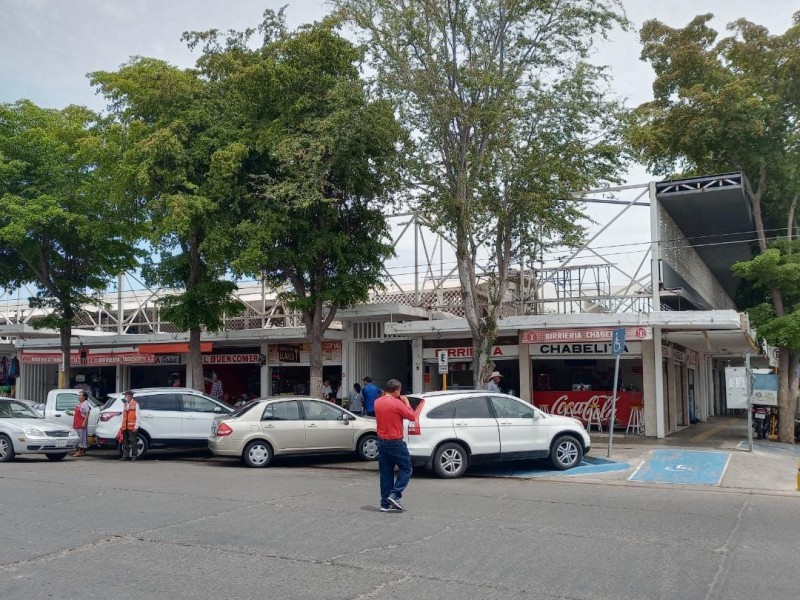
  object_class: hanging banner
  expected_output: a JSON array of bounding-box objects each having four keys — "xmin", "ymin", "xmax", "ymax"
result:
[{"xmin": 724, "ymin": 366, "xmax": 749, "ymax": 409}]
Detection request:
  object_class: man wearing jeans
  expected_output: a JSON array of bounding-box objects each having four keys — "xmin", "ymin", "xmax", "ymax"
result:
[{"xmin": 374, "ymin": 379, "xmax": 416, "ymax": 513}]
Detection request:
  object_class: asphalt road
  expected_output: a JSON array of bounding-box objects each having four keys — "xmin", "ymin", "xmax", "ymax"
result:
[{"xmin": 1, "ymin": 452, "xmax": 798, "ymax": 600}]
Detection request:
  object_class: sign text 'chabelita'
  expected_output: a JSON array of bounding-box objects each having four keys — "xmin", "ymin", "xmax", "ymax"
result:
[{"xmin": 539, "ymin": 343, "xmax": 629, "ymax": 355}]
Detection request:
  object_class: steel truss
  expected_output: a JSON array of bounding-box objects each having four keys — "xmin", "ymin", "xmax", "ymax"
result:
[{"xmin": 0, "ymin": 184, "xmax": 657, "ymax": 336}]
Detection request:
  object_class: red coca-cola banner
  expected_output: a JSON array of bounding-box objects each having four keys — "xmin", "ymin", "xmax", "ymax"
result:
[{"xmin": 533, "ymin": 390, "xmax": 643, "ymax": 428}]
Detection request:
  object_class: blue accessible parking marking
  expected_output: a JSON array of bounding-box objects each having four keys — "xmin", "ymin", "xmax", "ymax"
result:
[
  {"xmin": 471, "ymin": 456, "xmax": 629, "ymax": 479},
  {"xmin": 628, "ymin": 449, "xmax": 730, "ymax": 486}
]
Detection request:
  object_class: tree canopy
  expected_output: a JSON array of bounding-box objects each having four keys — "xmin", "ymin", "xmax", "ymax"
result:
[
  {"xmin": 0, "ymin": 100, "xmax": 141, "ymax": 385},
  {"xmin": 90, "ymin": 57, "xmax": 247, "ymax": 390},
  {"xmin": 628, "ymin": 12, "xmax": 800, "ymax": 441},
  {"xmin": 334, "ymin": 0, "xmax": 628, "ymax": 385},
  {"xmin": 223, "ymin": 18, "xmax": 402, "ymax": 395}
]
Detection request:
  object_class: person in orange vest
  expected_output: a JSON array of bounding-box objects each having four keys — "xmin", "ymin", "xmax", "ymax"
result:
[
  {"xmin": 70, "ymin": 390, "xmax": 91, "ymax": 457},
  {"xmin": 119, "ymin": 390, "xmax": 141, "ymax": 461}
]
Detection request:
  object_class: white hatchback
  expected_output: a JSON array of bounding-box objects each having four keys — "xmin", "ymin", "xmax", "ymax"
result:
[
  {"xmin": 405, "ymin": 391, "xmax": 591, "ymax": 478},
  {"xmin": 95, "ymin": 388, "xmax": 233, "ymax": 458}
]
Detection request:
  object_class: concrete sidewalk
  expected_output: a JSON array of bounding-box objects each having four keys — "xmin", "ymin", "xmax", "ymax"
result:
[
  {"xmin": 583, "ymin": 415, "xmax": 800, "ymax": 495},
  {"xmin": 314, "ymin": 415, "xmax": 800, "ymax": 496}
]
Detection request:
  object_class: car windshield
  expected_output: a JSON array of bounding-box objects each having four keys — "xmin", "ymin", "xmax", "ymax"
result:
[{"xmin": 0, "ymin": 399, "xmax": 41, "ymax": 419}]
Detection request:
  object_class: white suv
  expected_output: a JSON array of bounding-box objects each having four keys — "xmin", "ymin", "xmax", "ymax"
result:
[
  {"xmin": 95, "ymin": 388, "xmax": 233, "ymax": 458},
  {"xmin": 405, "ymin": 391, "xmax": 591, "ymax": 478}
]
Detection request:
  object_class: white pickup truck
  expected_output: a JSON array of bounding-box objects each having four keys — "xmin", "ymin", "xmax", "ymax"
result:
[{"xmin": 42, "ymin": 389, "xmax": 103, "ymax": 441}]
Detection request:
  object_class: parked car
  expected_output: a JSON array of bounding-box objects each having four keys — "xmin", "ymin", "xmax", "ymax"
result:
[
  {"xmin": 0, "ymin": 397, "xmax": 79, "ymax": 462},
  {"xmin": 95, "ymin": 388, "xmax": 233, "ymax": 459},
  {"xmin": 208, "ymin": 397, "xmax": 379, "ymax": 467},
  {"xmin": 41, "ymin": 389, "xmax": 103, "ymax": 440},
  {"xmin": 405, "ymin": 391, "xmax": 591, "ymax": 478}
]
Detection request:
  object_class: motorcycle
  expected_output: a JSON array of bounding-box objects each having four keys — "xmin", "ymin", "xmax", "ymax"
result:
[{"xmin": 752, "ymin": 405, "xmax": 771, "ymax": 440}]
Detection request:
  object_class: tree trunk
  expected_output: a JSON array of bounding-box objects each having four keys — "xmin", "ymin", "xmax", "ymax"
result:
[
  {"xmin": 189, "ymin": 326, "xmax": 204, "ymax": 392},
  {"xmin": 781, "ymin": 350, "xmax": 799, "ymax": 443},
  {"xmin": 59, "ymin": 323, "xmax": 72, "ymax": 389},
  {"xmin": 308, "ymin": 326, "xmax": 324, "ymax": 400}
]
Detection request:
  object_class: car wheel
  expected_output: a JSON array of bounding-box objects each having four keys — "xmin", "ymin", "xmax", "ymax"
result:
[
  {"xmin": 0, "ymin": 433, "xmax": 15, "ymax": 462},
  {"xmin": 550, "ymin": 435, "xmax": 583, "ymax": 470},
  {"xmin": 46, "ymin": 452, "xmax": 68, "ymax": 461},
  {"xmin": 117, "ymin": 432, "xmax": 149, "ymax": 459},
  {"xmin": 135, "ymin": 433, "xmax": 149, "ymax": 459},
  {"xmin": 243, "ymin": 440, "xmax": 273, "ymax": 468},
  {"xmin": 433, "ymin": 442, "xmax": 468, "ymax": 478},
  {"xmin": 356, "ymin": 433, "xmax": 379, "ymax": 461}
]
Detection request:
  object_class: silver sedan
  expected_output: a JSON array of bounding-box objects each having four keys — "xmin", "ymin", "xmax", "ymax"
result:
[
  {"xmin": 209, "ymin": 397, "xmax": 379, "ymax": 468},
  {"xmin": 0, "ymin": 397, "xmax": 79, "ymax": 462}
]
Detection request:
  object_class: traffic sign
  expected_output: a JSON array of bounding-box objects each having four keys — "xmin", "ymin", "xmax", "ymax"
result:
[
  {"xmin": 437, "ymin": 350, "xmax": 448, "ymax": 374},
  {"xmin": 610, "ymin": 328, "xmax": 626, "ymax": 356}
]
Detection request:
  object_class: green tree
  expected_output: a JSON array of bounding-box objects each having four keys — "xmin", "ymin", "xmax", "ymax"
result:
[
  {"xmin": 628, "ymin": 13, "xmax": 800, "ymax": 441},
  {"xmin": 91, "ymin": 58, "xmax": 246, "ymax": 392},
  {"xmin": 222, "ymin": 19, "xmax": 402, "ymax": 397},
  {"xmin": 333, "ymin": 0, "xmax": 627, "ymax": 386},
  {"xmin": 0, "ymin": 100, "xmax": 141, "ymax": 388}
]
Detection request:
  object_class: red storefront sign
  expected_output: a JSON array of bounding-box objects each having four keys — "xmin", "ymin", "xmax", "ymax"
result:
[
  {"xmin": 20, "ymin": 351, "xmax": 156, "ymax": 365},
  {"xmin": 522, "ymin": 327, "xmax": 651, "ymax": 344},
  {"xmin": 202, "ymin": 353, "xmax": 261, "ymax": 365},
  {"xmin": 532, "ymin": 390, "xmax": 643, "ymax": 428}
]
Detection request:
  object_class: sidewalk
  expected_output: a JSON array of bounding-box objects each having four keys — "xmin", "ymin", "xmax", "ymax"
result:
[
  {"xmin": 314, "ymin": 416, "xmax": 799, "ymax": 496},
  {"xmin": 584, "ymin": 416, "xmax": 800, "ymax": 495}
]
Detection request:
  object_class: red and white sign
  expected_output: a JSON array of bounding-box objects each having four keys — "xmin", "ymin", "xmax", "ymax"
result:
[
  {"xmin": 20, "ymin": 350, "xmax": 263, "ymax": 366},
  {"xmin": 422, "ymin": 345, "xmax": 518, "ymax": 361},
  {"xmin": 202, "ymin": 353, "xmax": 261, "ymax": 365},
  {"xmin": 530, "ymin": 341, "xmax": 642, "ymax": 357},
  {"xmin": 522, "ymin": 327, "xmax": 651, "ymax": 344},
  {"xmin": 533, "ymin": 390, "xmax": 643, "ymax": 428},
  {"xmin": 20, "ymin": 351, "xmax": 156, "ymax": 366}
]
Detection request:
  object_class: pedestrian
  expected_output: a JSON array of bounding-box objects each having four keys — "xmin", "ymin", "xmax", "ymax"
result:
[
  {"xmin": 361, "ymin": 376, "xmax": 381, "ymax": 417},
  {"xmin": 348, "ymin": 383, "xmax": 363, "ymax": 415},
  {"xmin": 374, "ymin": 378, "xmax": 416, "ymax": 513},
  {"xmin": 321, "ymin": 379, "xmax": 334, "ymax": 402},
  {"xmin": 70, "ymin": 390, "xmax": 91, "ymax": 457},
  {"xmin": 118, "ymin": 390, "xmax": 141, "ymax": 461},
  {"xmin": 487, "ymin": 371, "xmax": 503, "ymax": 393},
  {"xmin": 205, "ymin": 371, "xmax": 223, "ymax": 401}
]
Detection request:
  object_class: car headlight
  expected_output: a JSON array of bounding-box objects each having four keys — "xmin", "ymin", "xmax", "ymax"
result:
[{"xmin": 23, "ymin": 428, "xmax": 46, "ymax": 437}]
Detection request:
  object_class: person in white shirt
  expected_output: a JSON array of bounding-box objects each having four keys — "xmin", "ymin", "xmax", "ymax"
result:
[{"xmin": 487, "ymin": 371, "xmax": 503, "ymax": 393}]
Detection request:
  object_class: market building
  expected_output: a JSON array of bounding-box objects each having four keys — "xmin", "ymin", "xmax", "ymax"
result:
[{"xmin": 0, "ymin": 172, "xmax": 757, "ymax": 437}]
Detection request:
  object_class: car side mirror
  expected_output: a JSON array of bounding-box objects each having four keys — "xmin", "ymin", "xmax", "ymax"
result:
[
  {"xmin": 213, "ymin": 406, "xmax": 222, "ymax": 413},
  {"xmin": 341, "ymin": 414, "xmax": 352, "ymax": 424}
]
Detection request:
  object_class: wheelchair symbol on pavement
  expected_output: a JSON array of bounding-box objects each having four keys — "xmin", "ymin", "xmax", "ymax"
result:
[{"xmin": 665, "ymin": 464, "xmax": 694, "ymax": 472}]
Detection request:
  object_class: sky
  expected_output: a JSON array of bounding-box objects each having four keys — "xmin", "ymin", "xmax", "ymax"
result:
[{"xmin": 1, "ymin": 0, "xmax": 797, "ymax": 295}]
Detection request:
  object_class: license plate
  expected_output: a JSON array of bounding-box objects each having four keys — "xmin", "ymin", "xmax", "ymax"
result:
[
  {"xmin": 755, "ymin": 413, "xmax": 766, "ymax": 420},
  {"xmin": 56, "ymin": 439, "xmax": 67, "ymax": 447}
]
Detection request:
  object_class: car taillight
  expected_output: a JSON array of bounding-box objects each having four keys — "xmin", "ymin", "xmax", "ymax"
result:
[
  {"xmin": 216, "ymin": 422, "xmax": 233, "ymax": 436},
  {"xmin": 407, "ymin": 399, "xmax": 424, "ymax": 435},
  {"xmin": 99, "ymin": 412, "xmax": 121, "ymax": 422}
]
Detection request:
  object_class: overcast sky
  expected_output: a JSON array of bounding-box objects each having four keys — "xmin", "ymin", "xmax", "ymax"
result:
[{"xmin": 2, "ymin": 1, "xmax": 796, "ymax": 291}]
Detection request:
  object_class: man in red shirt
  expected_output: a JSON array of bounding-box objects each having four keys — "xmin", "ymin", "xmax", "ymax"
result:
[{"xmin": 374, "ymin": 379, "xmax": 417, "ymax": 512}]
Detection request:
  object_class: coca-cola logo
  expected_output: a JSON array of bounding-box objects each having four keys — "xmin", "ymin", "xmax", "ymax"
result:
[{"xmin": 550, "ymin": 394, "xmax": 616, "ymax": 420}]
